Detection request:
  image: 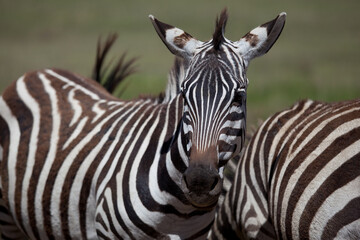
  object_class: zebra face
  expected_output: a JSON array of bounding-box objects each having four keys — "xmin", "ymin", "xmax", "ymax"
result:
[
  {"xmin": 150, "ymin": 10, "xmax": 286, "ymax": 208},
  {"xmin": 179, "ymin": 49, "xmax": 247, "ymax": 208},
  {"xmin": 181, "ymin": 49, "xmax": 247, "ymax": 164}
]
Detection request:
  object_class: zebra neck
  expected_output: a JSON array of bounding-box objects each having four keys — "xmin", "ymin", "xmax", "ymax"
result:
[
  {"xmin": 154, "ymin": 94, "xmax": 191, "ymax": 201},
  {"xmin": 163, "ymin": 57, "xmax": 188, "ymax": 103},
  {"xmin": 121, "ymin": 94, "xmax": 189, "ymax": 203}
]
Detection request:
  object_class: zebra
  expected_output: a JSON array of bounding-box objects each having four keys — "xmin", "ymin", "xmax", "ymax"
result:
[
  {"xmin": 0, "ymin": 10, "xmax": 286, "ymax": 239},
  {"xmin": 209, "ymin": 99, "xmax": 360, "ymax": 239}
]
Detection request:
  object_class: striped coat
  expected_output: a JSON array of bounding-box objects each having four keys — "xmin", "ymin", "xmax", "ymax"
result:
[{"xmin": 210, "ymin": 99, "xmax": 360, "ymax": 239}]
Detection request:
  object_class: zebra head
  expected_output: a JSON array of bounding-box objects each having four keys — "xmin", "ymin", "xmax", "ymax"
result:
[{"xmin": 150, "ymin": 10, "xmax": 286, "ymax": 208}]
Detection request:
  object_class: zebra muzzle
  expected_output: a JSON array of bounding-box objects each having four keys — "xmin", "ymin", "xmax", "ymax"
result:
[{"xmin": 181, "ymin": 164, "xmax": 223, "ymax": 209}]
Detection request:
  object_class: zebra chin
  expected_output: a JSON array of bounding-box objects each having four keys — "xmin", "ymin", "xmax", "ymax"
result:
[{"xmin": 180, "ymin": 163, "xmax": 223, "ymax": 209}]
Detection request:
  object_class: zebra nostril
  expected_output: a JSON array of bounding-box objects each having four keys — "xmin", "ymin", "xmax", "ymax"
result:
[
  {"xmin": 210, "ymin": 177, "xmax": 219, "ymax": 191},
  {"xmin": 183, "ymin": 175, "xmax": 189, "ymax": 188},
  {"xmin": 182, "ymin": 165, "xmax": 222, "ymax": 194}
]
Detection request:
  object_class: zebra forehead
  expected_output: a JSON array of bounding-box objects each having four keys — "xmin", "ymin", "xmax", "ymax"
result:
[{"xmin": 185, "ymin": 66, "xmax": 238, "ymax": 93}]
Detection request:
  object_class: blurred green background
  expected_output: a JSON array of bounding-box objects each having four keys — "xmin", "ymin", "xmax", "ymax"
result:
[{"xmin": 1, "ymin": 0, "xmax": 359, "ymax": 124}]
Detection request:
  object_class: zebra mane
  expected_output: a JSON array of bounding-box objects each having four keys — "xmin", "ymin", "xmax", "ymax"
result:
[
  {"xmin": 161, "ymin": 57, "xmax": 187, "ymax": 103},
  {"xmin": 92, "ymin": 33, "xmax": 137, "ymax": 95},
  {"xmin": 212, "ymin": 8, "xmax": 228, "ymax": 51}
]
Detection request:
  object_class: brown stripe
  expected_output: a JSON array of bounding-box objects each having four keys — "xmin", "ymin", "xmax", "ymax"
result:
[
  {"xmin": 321, "ymin": 197, "xmax": 360, "ymax": 240},
  {"xmin": 291, "ymin": 100, "xmax": 358, "ymax": 152},
  {"xmin": 60, "ymin": 123, "xmax": 105, "ymax": 238},
  {"xmin": 272, "ymin": 103, "xmax": 357, "ymax": 233},
  {"xmin": 268, "ymin": 100, "xmax": 310, "ymax": 215},
  {"xmin": 78, "ymin": 111, "xmax": 126, "ymax": 238},
  {"xmin": 25, "ymin": 71, "xmax": 61, "ymax": 239},
  {"xmin": 95, "ymin": 101, "xmax": 150, "ymax": 190},
  {"xmin": 1, "ymin": 78, "xmax": 33, "ymax": 237},
  {"xmin": 297, "ymin": 148, "xmax": 360, "ymax": 239},
  {"xmin": 279, "ymin": 110, "xmax": 360, "ymax": 238},
  {"xmin": 51, "ymin": 69, "xmax": 116, "ymax": 100}
]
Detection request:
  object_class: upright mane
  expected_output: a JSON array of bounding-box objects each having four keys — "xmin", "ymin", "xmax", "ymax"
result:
[
  {"xmin": 92, "ymin": 33, "xmax": 137, "ymax": 95},
  {"xmin": 212, "ymin": 8, "xmax": 228, "ymax": 51}
]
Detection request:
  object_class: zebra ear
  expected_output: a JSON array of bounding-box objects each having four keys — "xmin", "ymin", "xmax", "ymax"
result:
[
  {"xmin": 149, "ymin": 15, "xmax": 203, "ymax": 58},
  {"xmin": 235, "ymin": 12, "xmax": 286, "ymax": 65}
]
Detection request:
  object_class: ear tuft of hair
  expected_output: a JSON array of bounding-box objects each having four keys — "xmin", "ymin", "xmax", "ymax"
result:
[
  {"xmin": 212, "ymin": 8, "xmax": 229, "ymax": 51},
  {"xmin": 92, "ymin": 33, "xmax": 137, "ymax": 95}
]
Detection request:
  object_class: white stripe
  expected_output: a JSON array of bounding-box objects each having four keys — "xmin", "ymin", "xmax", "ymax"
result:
[
  {"xmin": 235, "ymin": 149, "xmax": 248, "ymax": 224},
  {"xmin": 92, "ymin": 100, "xmax": 107, "ymax": 123},
  {"xmin": 94, "ymin": 193, "xmax": 117, "ymax": 238},
  {"xmin": 268, "ymin": 100, "xmax": 313, "ymax": 168},
  {"xmin": 68, "ymin": 88, "xmax": 82, "ymax": 127},
  {"xmin": 278, "ymin": 108, "xmax": 360, "ymax": 238},
  {"xmin": 102, "ymin": 188, "xmax": 126, "ymax": 238},
  {"xmin": 62, "ymin": 117, "xmax": 88, "ymax": 150},
  {"xmin": 94, "ymin": 101, "xmax": 149, "ymax": 201},
  {"xmin": 334, "ymin": 218, "xmax": 360, "ymax": 240},
  {"xmin": 211, "ymin": 86, "xmax": 228, "ymax": 144},
  {"xmin": 207, "ymin": 79, "xmax": 219, "ymax": 146},
  {"xmin": 68, "ymin": 101, "xmax": 144, "ymax": 238},
  {"xmin": 184, "ymin": 69, "xmax": 202, "ymax": 91},
  {"xmin": 270, "ymin": 101, "xmax": 314, "ymax": 230},
  {"xmin": 292, "ymin": 134, "xmax": 360, "ymax": 238},
  {"xmin": 316, "ymin": 176, "xmax": 360, "ymax": 239},
  {"xmin": 53, "ymin": 100, "xmax": 144, "ymax": 238},
  {"xmin": 223, "ymin": 47, "xmax": 236, "ymax": 76},
  {"xmin": 0, "ymin": 144, "xmax": 3, "ymax": 162},
  {"xmin": 36, "ymin": 73, "xmax": 61, "ymax": 240},
  {"xmin": 17, "ymin": 76, "xmax": 40, "ymax": 239},
  {"xmin": 116, "ymin": 107, "xmax": 160, "ymax": 239},
  {"xmin": 191, "ymin": 85, "xmax": 201, "ymax": 149},
  {"xmin": 149, "ymin": 101, "xmax": 181, "ymax": 206},
  {"xmin": 0, "ymin": 95, "xmax": 21, "ymax": 229},
  {"xmin": 250, "ymin": 105, "xmax": 297, "ymax": 222},
  {"xmin": 219, "ymin": 71, "xmax": 230, "ymax": 92},
  {"xmin": 45, "ymin": 69, "xmax": 100, "ymax": 100},
  {"xmin": 199, "ymin": 73, "xmax": 207, "ymax": 151},
  {"xmin": 128, "ymin": 108, "xmax": 165, "ymax": 236},
  {"xmin": 178, "ymin": 124, "xmax": 190, "ymax": 168},
  {"xmin": 67, "ymin": 111, "xmax": 125, "ymax": 238},
  {"xmin": 107, "ymin": 101, "xmax": 125, "ymax": 109},
  {"xmin": 271, "ymin": 101, "xmax": 322, "ymax": 229}
]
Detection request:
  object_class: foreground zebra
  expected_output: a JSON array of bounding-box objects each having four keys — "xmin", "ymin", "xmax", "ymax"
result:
[
  {"xmin": 210, "ymin": 99, "xmax": 360, "ymax": 239},
  {"xmin": 0, "ymin": 11, "xmax": 286, "ymax": 239}
]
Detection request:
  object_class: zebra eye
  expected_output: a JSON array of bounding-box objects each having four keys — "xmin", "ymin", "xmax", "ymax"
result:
[
  {"xmin": 181, "ymin": 90, "xmax": 186, "ymax": 98},
  {"xmin": 180, "ymin": 87, "xmax": 186, "ymax": 97},
  {"xmin": 233, "ymin": 88, "xmax": 246, "ymax": 105},
  {"xmin": 181, "ymin": 90, "xmax": 190, "ymax": 108}
]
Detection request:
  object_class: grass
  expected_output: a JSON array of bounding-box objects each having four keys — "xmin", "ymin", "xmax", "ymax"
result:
[{"xmin": 1, "ymin": 0, "xmax": 360, "ymax": 124}]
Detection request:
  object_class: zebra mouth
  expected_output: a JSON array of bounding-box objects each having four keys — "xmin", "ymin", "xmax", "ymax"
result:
[
  {"xmin": 181, "ymin": 165, "xmax": 223, "ymax": 209},
  {"xmin": 182, "ymin": 184, "xmax": 222, "ymax": 210}
]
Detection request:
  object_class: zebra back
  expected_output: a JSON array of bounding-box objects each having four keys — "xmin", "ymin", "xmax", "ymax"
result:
[{"xmin": 210, "ymin": 99, "xmax": 360, "ymax": 239}]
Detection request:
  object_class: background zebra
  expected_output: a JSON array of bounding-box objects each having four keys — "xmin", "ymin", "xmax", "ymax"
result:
[
  {"xmin": 209, "ymin": 99, "xmax": 360, "ymax": 239},
  {"xmin": 0, "ymin": 10, "xmax": 286, "ymax": 239}
]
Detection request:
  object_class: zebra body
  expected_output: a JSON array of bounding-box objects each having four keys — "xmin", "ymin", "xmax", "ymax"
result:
[
  {"xmin": 0, "ymin": 11, "xmax": 286, "ymax": 239},
  {"xmin": 210, "ymin": 99, "xmax": 360, "ymax": 239},
  {"xmin": 1, "ymin": 69, "xmax": 208, "ymax": 239}
]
